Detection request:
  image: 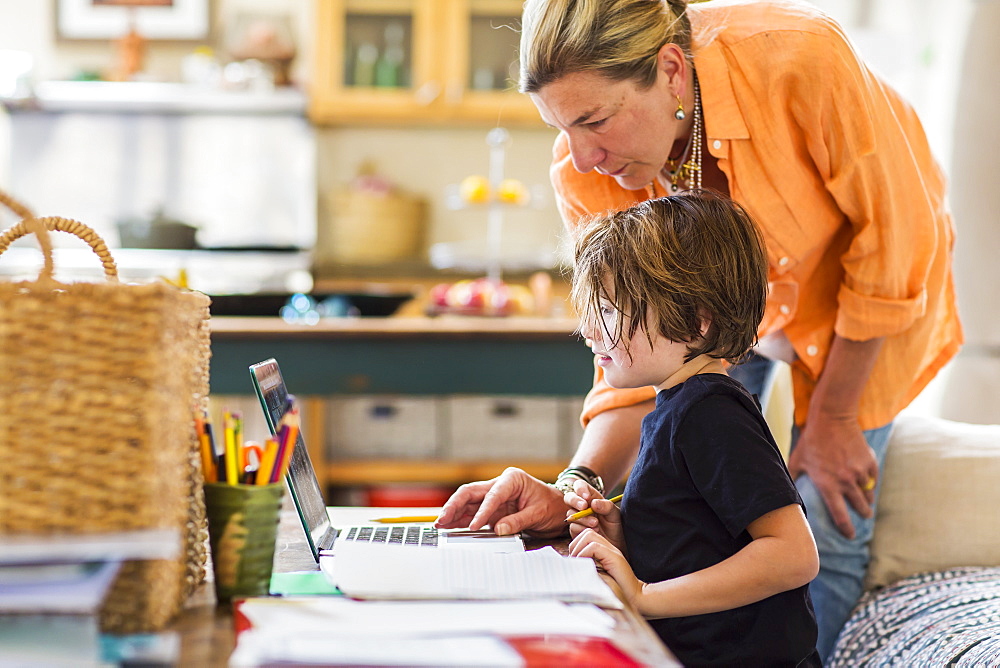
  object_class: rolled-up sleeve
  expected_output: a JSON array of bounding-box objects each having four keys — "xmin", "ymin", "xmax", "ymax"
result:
[{"xmin": 800, "ymin": 28, "xmax": 941, "ymax": 341}]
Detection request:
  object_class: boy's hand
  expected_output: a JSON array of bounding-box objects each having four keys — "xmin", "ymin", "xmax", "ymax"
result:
[
  {"xmin": 564, "ymin": 481, "xmax": 625, "ymax": 550},
  {"xmin": 569, "ymin": 528, "xmax": 643, "ymax": 608}
]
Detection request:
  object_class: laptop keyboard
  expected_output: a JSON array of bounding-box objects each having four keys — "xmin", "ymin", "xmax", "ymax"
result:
[{"xmin": 342, "ymin": 525, "xmax": 439, "ymax": 547}]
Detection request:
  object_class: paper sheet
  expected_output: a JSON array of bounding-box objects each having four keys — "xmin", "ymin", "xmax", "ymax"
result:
[
  {"xmin": 320, "ymin": 545, "xmax": 622, "ymax": 608},
  {"xmin": 231, "ymin": 633, "xmax": 522, "ymax": 667},
  {"xmin": 232, "ymin": 594, "xmax": 619, "ymax": 666}
]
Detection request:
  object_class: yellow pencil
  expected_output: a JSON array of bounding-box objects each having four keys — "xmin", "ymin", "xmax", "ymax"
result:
[
  {"xmin": 224, "ymin": 411, "xmax": 238, "ymax": 486},
  {"xmin": 565, "ymin": 493, "xmax": 624, "ymax": 522},
  {"xmin": 256, "ymin": 437, "xmax": 279, "ymax": 486},
  {"xmin": 194, "ymin": 414, "xmax": 216, "ymax": 483},
  {"xmin": 371, "ymin": 516, "xmax": 439, "ymax": 524}
]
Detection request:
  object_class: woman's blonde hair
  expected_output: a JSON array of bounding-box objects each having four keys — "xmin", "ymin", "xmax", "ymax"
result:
[
  {"xmin": 571, "ymin": 191, "xmax": 767, "ymax": 365},
  {"xmin": 519, "ymin": 0, "xmax": 692, "ymax": 93}
]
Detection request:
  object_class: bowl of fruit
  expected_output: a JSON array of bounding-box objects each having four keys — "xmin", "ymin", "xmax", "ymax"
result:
[{"xmin": 427, "ymin": 277, "xmax": 535, "ymax": 317}]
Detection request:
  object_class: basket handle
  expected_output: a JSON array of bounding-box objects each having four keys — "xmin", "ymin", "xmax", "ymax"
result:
[
  {"xmin": 0, "ymin": 189, "xmax": 33, "ymax": 220},
  {"xmin": 0, "ymin": 189, "xmax": 119, "ymax": 283}
]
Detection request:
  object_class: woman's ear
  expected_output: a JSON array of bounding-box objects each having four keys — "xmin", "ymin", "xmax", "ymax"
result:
[{"xmin": 656, "ymin": 43, "xmax": 687, "ymax": 94}]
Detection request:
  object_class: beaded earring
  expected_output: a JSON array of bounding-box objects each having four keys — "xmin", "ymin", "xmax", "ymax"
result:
[{"xmin": 674, "ymin": 95, "xmax": 686, "ymax": 121}]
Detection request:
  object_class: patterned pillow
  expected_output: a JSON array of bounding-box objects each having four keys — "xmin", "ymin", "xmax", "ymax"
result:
[{"xmin": 830, "ymin": 567, "xmax": 1000, "ymax": 667}]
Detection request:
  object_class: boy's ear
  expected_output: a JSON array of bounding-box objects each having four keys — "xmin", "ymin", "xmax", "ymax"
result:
[{"xmin": 697, "ymin": 309, "xmax": 712, "ymax": 337}]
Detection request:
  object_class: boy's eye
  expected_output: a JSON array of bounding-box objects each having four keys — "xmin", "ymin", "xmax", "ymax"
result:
[{"xmin": 587, "ymin": 118, "xmax": 608, "ymax": 129}]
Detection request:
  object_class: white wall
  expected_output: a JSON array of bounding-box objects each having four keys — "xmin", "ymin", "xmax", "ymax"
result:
[
  {"xmin": 938, "ymin": 0, "xmax": 1000, "ymax": 425},
  {"xmin": 0, "ymin": 0, "xmax": 313, "ymax": 85}
]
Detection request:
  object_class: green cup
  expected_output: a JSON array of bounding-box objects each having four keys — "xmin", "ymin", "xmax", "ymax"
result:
[{"xmin": 204, "ymin": 482, "xmax": 284, "ymax": 603}]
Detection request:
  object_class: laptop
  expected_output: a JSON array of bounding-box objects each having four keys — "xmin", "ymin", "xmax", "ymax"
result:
[{"xmin": 249, "ymin": 358, "xmax": 524, "ymax": 562}]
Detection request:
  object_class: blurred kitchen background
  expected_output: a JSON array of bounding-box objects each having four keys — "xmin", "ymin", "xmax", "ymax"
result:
[{"xmin": 1, "ymin": 0, "xmax": 997, "ymax": 429}]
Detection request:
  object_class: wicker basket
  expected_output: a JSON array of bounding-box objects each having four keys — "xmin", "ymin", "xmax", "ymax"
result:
[
  {"xmin": 321, "ymin": 188, "xmax": 426, "ymax": 266},
  {"xmin": 0, "ymin": 190, "xmax": 211, "ymax": 633}
]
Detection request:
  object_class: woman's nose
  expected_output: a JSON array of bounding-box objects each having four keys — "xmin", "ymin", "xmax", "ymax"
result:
[{"xmin": 566, "ymin": 133, "xmax": 604, "ymax": 173}]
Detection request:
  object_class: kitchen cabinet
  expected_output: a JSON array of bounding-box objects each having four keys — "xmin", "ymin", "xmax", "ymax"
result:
[
  {"xmin": 209, "ymin": 316, "xmax": 593, "ymax": 492},
  {"xmin": 310, "ymin": 0, "xmax": 542, "ymax": 126}
]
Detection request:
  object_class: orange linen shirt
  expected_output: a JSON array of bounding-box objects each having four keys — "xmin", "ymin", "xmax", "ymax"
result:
[{"xmin": 553, "ymin": 0, "xmax": 963, "ymax": 431}]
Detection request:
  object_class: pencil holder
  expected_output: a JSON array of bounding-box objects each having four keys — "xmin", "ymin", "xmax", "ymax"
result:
[{"xmin": 204, "ymin": 482, "xmax": 285, "ymax": 603}]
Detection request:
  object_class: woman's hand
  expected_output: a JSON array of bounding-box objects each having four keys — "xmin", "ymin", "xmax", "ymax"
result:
[
  {"xmin": 788, "ymin": 412, "xmax": 877, "ymax": 539},
  {"xmin": 565, "ymin": 482, "xmax": 625, "ymax": 551},
  {"xmin": 786, "ymin": 334, "xmax": 884, "ymax": 540},
  {"xmin": 569, "ymin": 528, "xmax": 643, "ymax": 608},
  {"xmin": 434, "ymin": 467, "xmax": 569, "ymax": 537}
]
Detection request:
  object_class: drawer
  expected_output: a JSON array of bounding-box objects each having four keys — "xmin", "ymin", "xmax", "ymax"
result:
[
  {"xmin": 326, "ymin": 396, "xmax": 442, "ymax": 460},
  {"xmin": 445, "ymin": 396, "xmax": 562, "ymax": 461}
]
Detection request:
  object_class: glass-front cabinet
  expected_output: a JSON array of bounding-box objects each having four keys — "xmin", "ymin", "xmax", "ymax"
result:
[{"xmin": 311, "ymin": 0, "xmax": 542, "ymax": 125}]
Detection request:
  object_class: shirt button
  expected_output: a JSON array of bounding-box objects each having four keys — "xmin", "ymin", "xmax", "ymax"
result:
[
  {"xmin": 712, "ymin": 139, "xmax": 722, "ymax": 150},
  {"xmin": 778, "ymin": 257, "xmax": 789, "ymax": 266},
  {"xmin": 807, "ymin": 345, "xmax": 819, "ymax": 356},
  {"xmin": 779, "ymin": 304, "xmax": 790, "ymax": 315}
]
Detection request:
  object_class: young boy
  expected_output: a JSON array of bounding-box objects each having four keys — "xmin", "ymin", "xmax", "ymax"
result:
[{"xmin": 567, "ymin": 192, "xmax": 821, "ymax": 666}]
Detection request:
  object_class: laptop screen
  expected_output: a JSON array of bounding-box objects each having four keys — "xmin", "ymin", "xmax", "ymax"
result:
[{"xmin": 249, "ymin": 358, "xmax": 333, "ymax": 562}]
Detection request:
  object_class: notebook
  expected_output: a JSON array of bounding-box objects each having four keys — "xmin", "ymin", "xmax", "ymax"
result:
[{"xmin": 249, "ymin": 358, "xmax": 524, "ymax": 562}]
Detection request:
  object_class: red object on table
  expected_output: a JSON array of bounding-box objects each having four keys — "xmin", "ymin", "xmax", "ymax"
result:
[
  {"xmin": 365, "ymin": 485, "xmax": 455, "ymax": 508},
  {"xmin": 506, "ymin": 635, "xmax": 642, "ymax": 667}
]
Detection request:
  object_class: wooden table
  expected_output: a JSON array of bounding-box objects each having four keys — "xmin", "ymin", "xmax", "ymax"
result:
[{"xmin": 172, "ymin": 504, "xmax": 680, "ymax": 666}]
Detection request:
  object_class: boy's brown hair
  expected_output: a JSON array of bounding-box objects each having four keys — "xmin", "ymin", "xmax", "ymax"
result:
[{"xmin": 571, "ymin": 191, "xmax": 767, "ymax": 364}]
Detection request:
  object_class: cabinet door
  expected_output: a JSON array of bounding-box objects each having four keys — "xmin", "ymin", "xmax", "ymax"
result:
[
  {"xmin": 310, "ymin": 0, "xmax": 543, "ymax": 126},
  {"xmin": 311, "ymin": 0, "xmax": 444, "ymax": 123},
  {"xmin": 441, "ymin": 0, "xmax": 542, "ymax": 125}
]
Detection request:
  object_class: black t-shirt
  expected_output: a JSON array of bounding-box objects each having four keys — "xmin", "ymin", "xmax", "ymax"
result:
[{"xmin": 621, "ymin": 373, "xmax": 818, "ymax": 667}]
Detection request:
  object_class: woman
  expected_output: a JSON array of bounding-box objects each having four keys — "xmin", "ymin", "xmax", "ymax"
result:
[{"xmin": 436, "ymin": 0, "xmax": 962, "ymax": 659}]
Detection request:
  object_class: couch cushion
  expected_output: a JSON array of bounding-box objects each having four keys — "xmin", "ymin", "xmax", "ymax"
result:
[
  {"xmin": 866, "ymin": 414, "xmax": 1000, "ymax": 589},
  {"xmin": 832, "ymin": 567, "xmax": 1000, "ymax": 666}
]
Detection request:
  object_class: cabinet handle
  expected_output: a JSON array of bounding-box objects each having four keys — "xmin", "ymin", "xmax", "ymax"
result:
[
  {"xmin": 492, "ymin": 402, "xmax": 519, "ymax": 417},
  {"xmin": 415, "ymin": 81, "xmax": 441, "ymax": 106},
  {"xmin": 371, "ymin": 404, "xmax": 398, "ymax": 419}
]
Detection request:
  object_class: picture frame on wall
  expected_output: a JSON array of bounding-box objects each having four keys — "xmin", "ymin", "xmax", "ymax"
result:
[{"xmin": 56, "ymin": 0, "xmax": 210, "ymax": 41}]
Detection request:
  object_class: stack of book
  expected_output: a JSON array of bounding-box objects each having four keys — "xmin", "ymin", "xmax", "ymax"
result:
[{"xmin": 0, "ymin": 529, "xmax": 179, "ymax": 666}]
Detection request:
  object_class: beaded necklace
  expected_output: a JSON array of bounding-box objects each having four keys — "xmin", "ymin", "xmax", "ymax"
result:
[{"xmin": 662, "ymin": 76, "xmax": 703, "ymax": 193}]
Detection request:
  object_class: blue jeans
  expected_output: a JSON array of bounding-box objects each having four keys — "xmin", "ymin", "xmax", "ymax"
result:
[{"xmin": 729, "ymin": 354, "xmax": 894, "ymax": 663}]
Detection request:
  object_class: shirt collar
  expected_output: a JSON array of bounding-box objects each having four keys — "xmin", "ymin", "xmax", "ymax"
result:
[{"xmin": 692, "ymin": 22, "xmax": 750, "ymax": 141}]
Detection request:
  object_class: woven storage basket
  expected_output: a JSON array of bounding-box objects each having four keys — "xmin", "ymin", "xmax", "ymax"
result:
[
  {"xmin": 0, "ymin": 190, "xmax": 211, "ymax": 633},
  {"xmin": 322, "ymin": 188, "xmax": 426, "ymax": 265}
]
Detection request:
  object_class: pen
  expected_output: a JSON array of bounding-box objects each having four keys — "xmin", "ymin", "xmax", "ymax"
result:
[
  {"xmin": 565, "ymin": 493, "xmax": 624, "ymax": 522},
  {"xmin": 371, "ymin": 516, "xmax": 439, "ymax": 524}
]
